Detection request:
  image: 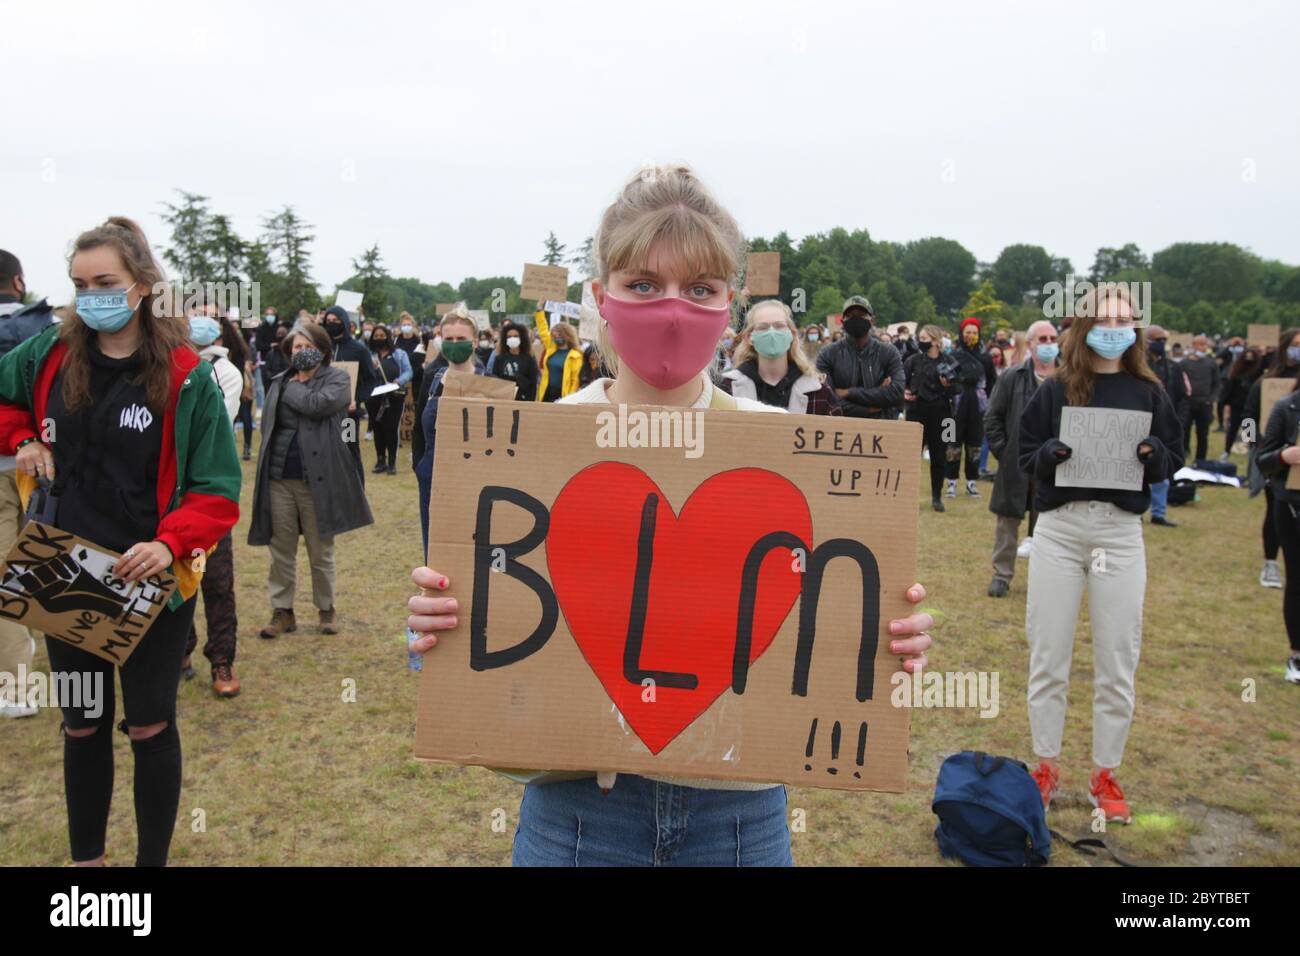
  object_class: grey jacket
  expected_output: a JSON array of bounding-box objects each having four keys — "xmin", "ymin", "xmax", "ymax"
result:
[
  {"xmin": 984, "ymin": 358, "xmax": 1042, "ymax": 519},
  {"xmin": 247, "ymin": 364, "xmax": 374, "ymax": 546}
]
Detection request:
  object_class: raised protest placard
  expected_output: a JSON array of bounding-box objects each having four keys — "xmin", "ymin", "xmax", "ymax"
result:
[
  {"xmin": 746, "ymin": 252, "xmax": 781, "ymax": 296},
  {"xmin": 544, "ymin": 301, "xmax": 582, "ymax": 319},
  {"xmin": 335, "ymin": 290, "xmax": 363, "ymax": 315},
  {"xmin": 827, "ymin": 313, "xmax": 843, "ymax": 331},
  {"xmin": 521, "ymin": 263, "xmax": 569, "ymax": 303},
  {"xmin": 1167, "ymin": 332, "xmax": 1194, "ymax": 351},
  {"xmin": 1056, "ymin": 407, "xmax": 1152, "ymax": 491},
  {"xmin": 1261, "ymin": 378, "xmax": 1292, "ymax": 433},
  {"xmin": 0, "ymin": 522, "xmax": 177, "ymax": 665},
  {"xmin": 436, "ymin": 303, "xmax": 458, "ymax": 317},
  {"xmin": 415, "ymin": 398, "xmax": 921, "ymax": 791},
  {"xmin": 1249, "ymin": 323, "xmax": 1281, "ymax": 350},
  {"xmin": 468, "ymin": 310, "xmax": 491, "ymax": 331}
]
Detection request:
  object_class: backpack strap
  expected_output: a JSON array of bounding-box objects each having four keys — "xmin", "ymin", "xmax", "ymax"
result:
[{"xmin": 1049, "ymin": 828, "xmax": 1138, "ymax": 867}]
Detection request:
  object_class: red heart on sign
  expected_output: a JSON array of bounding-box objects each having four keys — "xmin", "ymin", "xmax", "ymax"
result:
[{"xmin": 547, "ymin": 464, "xmax": 812, "ymax": 755}]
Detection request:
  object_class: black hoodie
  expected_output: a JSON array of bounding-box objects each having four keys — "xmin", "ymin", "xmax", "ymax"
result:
[{"xmin": 323, "ymin": 305, "xmax": 377, "ymax": 404}]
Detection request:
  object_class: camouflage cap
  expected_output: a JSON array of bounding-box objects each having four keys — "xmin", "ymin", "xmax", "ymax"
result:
[{"xmin": 842, "ymin": 295, "xmax": 874, "ymax": 316}]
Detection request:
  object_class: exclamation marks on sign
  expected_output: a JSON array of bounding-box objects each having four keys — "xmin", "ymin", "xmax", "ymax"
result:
[
  {"xmin": 461, "ymin": 406, "xmax": 521, "ymax": 459},
  {"xmin": 804, "ymin": 718, "xmax": 869, "ymax": 778},
  {"xmin": 874, "ymin": 468, "xmax": 902, "ymax": 496}
]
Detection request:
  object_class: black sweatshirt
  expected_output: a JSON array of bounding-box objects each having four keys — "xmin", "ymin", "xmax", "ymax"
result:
[
  {"xmin": 1018, "ymin": 371, "xmax": 1185, "ymax": 514},
  {"xmin": 47, "ymin": 345, "xmax": 163, "ymax": 552}
]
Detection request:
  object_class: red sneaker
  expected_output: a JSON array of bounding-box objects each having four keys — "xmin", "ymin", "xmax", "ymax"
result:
[
  {"xmin": 1030, "ymin": 761, "xmax": 1060, "ymax": 810},
  {"xmin": 1089, "ymin": 768, "xmax": 1132, "ymax": 824}
]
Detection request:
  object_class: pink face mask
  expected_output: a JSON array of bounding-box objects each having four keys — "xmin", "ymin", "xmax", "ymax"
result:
[{"xmin": 599, "ymin": 293, "xmax": 732, "ymax": 390}]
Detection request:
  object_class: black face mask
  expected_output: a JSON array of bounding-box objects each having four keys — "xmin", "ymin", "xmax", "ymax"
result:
[
  {"xmin": 370, "ymin": 336, "xmax": 388, "ymax": 350},
  {"xmin": 1148, "ymin": 340, "xmax": 1166, "ymax": 358},
  {"xmin": 325, "ymin": 321, "xmax": 344, "ymax": 339},
  {"xmin": 843, "ymin": 314, "xmax": 872, "ymax": 339}
]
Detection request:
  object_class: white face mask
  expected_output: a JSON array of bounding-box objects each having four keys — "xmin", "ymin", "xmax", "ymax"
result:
[
  {"xmin": 432, "ymin": 335, "xmax": 442, "ymax": 349},
  {"xmin": 506, "ymin": 336, "xmax": 521, "ymax": 349}
]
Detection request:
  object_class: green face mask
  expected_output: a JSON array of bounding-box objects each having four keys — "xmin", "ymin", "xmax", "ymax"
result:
[
  {"xmin": 442, "ymin": 340, "xmax": 474, "ymax": 364},
  {"xmin": 752, "ymin": 327, "xmax": 793, "ymax": 358}
]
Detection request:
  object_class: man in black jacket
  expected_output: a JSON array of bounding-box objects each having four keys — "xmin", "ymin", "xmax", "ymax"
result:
[
  {"xmin": 815, "ymin": 295, "xmax": 905, "ymax": 419},
  {"xmin": 323, "ymin": 305, "xmax": 378, "ymax": 472},
  {"xmin": 0, "ymin": 250, "xmax": 55, "ymax": 719},
  {"xmin": 1146, "ymin": 325, "xmax": 1190, "ymax": 527},
  {"xmin": 1179, "ymin": 333, "xmax": 1220, "ymax": 464}
]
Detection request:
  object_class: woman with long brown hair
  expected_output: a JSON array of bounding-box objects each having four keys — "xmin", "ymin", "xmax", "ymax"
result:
[
  {"xmin": 1017, "ymin": 283, "xmax": 1183, "ymax": 824},
  {"xmin": 0, "ymin": 217, "xmax": 241, "ymax": 866}
]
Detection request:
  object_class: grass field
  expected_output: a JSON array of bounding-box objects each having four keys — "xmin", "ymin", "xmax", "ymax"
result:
[{"xmin": 2, "ymin": 431, "xmax": 1296, "ymax": 867}]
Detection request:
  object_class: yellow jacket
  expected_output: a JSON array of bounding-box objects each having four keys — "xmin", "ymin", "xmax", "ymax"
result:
[{"xmin": 533, "ymin": 310, "xmax": 584, "ymax": 401}]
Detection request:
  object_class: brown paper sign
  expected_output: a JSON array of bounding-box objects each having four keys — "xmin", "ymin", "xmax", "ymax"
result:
[
  {"xmin": 334, "ymin": 360, "xmax": 359, "ymax": 398},
  {"xmin": 415, "ymin": 398, "xmax": 921, "ymax": 791},
  {"xmin": 521, "ymin": 264, "xmax": 569, "ymax": 303},
  {"xmin": 1248, "ymin": 323, "xmax": 1282, "ymax": 350},
  {"xmin": 441, "ymin": 370, "xmax": 518, "ymax": 402},
  {"xmin": 0, "ymin": 522, "xmax": 177, "ymax": 665},
  {"xmin": 746, "ymin": 252, "xmax": 781, "ymax": 296},
  {"xmin": 1261, "ymin": 378, "xmax": 1292, "ymax": 434},
  {"xmin": 400, "ymin": 390, "xmax": 416, "ymax": 443},
  {"xmin": 436, "ymin": 303, "xmax": 458, "ymax": 317}
]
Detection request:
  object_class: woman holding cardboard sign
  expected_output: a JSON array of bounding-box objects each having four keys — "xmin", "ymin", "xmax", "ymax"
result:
[
  {"xmin": 0, "ymin": 216, "xmax": 241, "ymax": 867},
  {"xmin": 1251, "ymin": 380, "xmax": 1300, "ymax": 685},
  {"xmin": 1017, "ymin": 283, "xmax": 1184, "ymax": 824},
  {"xmin": 405, "ymin": 164, "xmax": 934, "ymax": 867}
]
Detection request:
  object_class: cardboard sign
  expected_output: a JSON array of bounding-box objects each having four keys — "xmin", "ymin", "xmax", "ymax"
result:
[
  {"xmin": 887, "ymin": 322, "xmax": 917, "ymax": 338},
  {"xmin": 1166, "ymin": 332, "xmax": 1194, "ymax": 351},
  {"xmin": 441, "ymin": 370, "xmax": 518, "ymax": 402},
  {"xmin": 335, "ymin": 290, "xmax": 363, "ymax": 314},
  {"xmin": 746, "ymin": 252, "xmax": 781, "ymax": 296},
  {"xmin": 1248, "ymin": 323, "xmax": 1281, "ymax": 350},
  {"xmin": 468, "ymin": 310, "xmax": 491, "ymax": 331},
  {"xmin": 240, "ymin": 317, "xmax": 259, "ymax": 330},
  {"xmin": 1261, "ymin": 378, "xmax": 1292, "ymax": 433},
  {"xmin": 521, "ymin": 263, "xmax": 569, "ymax": 303},
  {"xmin": 580, "ymin": 282, "xmax": 600, "ymax": 342},
  {"xmin": 335, "ymin": 360, "xmax": 359, "ymax": 398},
  {"xmin": 544, "ymin": 301, "xmax": 582, "ymax": 319},
  {"xmin": 1056, "ymin": 407, "xmax": 1152, "ymax": 491},
  {"xmin": 828, "ymin": 313, "xmax": 843, "ymax": 331},
  {"xmin": 400, "ymin": 390, "xmax": 416, "ymax": 443},
  {"xmin": 415, "ymin": 398, "xmax": 921, "ymax": 791},
  {"xmin": 0, "ymin": 522, "xmax": 177, "ymax": 665},
  {"xmin": 436, "ymin": 303, "xmax": 458, "ymax": 317}
]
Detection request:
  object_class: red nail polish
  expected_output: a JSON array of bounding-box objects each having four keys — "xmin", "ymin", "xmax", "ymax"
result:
[{"xmin": 439, "ymin": 578, "xmax": 448, "ymax": 589}]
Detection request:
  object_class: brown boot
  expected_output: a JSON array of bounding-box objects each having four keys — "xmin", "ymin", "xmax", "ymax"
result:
[
  {"xmin": 212, "ymin": 662, "xmax": 241, "ymax": 698},
  {"xmin": 260, "ymin": 608, "xmax": 296, "ymax": 639},
  {"xmin": 319, "ymin": 607, "xmax": 339, "ymax": 634}
]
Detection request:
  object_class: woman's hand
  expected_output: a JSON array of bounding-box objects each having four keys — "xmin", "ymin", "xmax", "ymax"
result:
[
  {"xmin": 1281, "ymin": 445, "xmax": 1300, "ymax": 466},
  {"xmin": 888, "ymin": 583, "xmax": 933, "ymax": 673},
  {"xmin": 407, "ymin": 566, "xmax": 458, "ymax": 654},
  {"xmin": 113, "ymin": 540, "xmax": 174, "ymax": 583},
  {"xmin": 16, "ymin": 441, "xmax": 54, "ymax": 480}
]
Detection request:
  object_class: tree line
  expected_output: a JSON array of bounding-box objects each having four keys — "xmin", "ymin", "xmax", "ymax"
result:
[{"xmin": 159, "ymin": 190, "xmax": 1299, "ymax": 336}]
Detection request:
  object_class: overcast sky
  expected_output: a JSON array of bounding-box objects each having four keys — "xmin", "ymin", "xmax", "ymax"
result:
[{"xmin": 4, "ymin": 0, "xmax": 1297, "ymax": 304}]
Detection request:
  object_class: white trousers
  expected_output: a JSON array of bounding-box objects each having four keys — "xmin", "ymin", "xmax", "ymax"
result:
[{"xmin": 1025, "ymin": 500, "xmax": 1145, "ymax": 769}]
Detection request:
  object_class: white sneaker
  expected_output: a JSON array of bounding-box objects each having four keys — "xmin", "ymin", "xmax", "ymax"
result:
[
  {"xmin": 0, "ymin": 698, "xmax": 38, "ymax": 719},
  {"xmin": 1287, "ymin": 655, "xmax": 1300, "ymax": 686},
  {"xmin": 945, "ymin": 480, "xmax": 956, "ymax": 499},
  {"xmin": 1261, "ymin": 560, "xmax": 1283, "ymax": 589},
  {"xmin": 922, "ymin": 448, "xmax": 930, "ymax": 461},
  {"xmin": 966, "ymin": 480, "xmax": 981, "ymax": 497},
  {"xmin": 1017, "ymin": 537, "xmax": 1034, "ymax": 559}
]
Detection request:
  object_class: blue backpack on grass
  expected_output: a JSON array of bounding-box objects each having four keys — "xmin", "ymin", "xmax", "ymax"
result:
[{"xmin": 932, "ymin": 751, "xmax": 1052, "ymax": 867}]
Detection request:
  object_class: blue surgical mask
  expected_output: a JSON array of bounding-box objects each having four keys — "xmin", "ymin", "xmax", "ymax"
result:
[
  {"xmin": 940, "ymin": 337, "xmax": 953, "ymax": 353},
  {"xmin": 1035, "ymin": 343, "xmax": 1059, "ymax": 363},
  {"xmin": 1085, "ymin": 326, "xmax": 1137, "ymax": 360},
  {"xmin": 752, "ymin": 327, "xmax": 793, "ymax": 358},
  {"xmin": 189, "ymin": 315, "xmax": 222, "ymax": 346},
  {"xmin": 263, "ymin": 313, "xmax": 276, "ymax": 324},
  {"xmin": 807, "ymin": 332, "xmax": 820, "ymax": 342},
  {"xmin": 76, "ymin": 284, "xmax": 138, "ymax": 332},
  {"xmin": 1287, "ymin": 346, "xmax": 1300, "ymax": 365}
]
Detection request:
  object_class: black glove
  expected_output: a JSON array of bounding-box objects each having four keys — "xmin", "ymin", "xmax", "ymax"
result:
[{"xmin": 1136, "ymin": 435, "xmax": 1162, "ymax": 464}]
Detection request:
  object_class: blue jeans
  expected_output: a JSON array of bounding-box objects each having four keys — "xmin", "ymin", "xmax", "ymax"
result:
[
  {"xmin": 1149, "ymin": 479, "xmax": 1169, "ymax": 519},
  {"xmin": 513, "ymin": 775, "xmax": 793, "ymax": 866},
  {"xmin": 978, "ymin": 437, "xmax": 989, "ymax": 473}
]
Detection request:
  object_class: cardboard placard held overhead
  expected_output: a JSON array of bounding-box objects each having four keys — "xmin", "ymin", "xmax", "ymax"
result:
[
  {"xmin": 436, "ymin": 303, "xmax": 458, "ymax": 317},
  {"xmin": 1166, "ymin": 332, "xmax": 1194, "ymax": 351},
  {"xmin": 335, "ymin": 290, "xmax": 364, "ymax": 315},
  {"xmin": 334, "ymin": 360, "xmax": 359, "ymax": 398},
  {"xmin": 1056, "ymin": 407, "xmax": 1152, "ymax": 491},
  {"xmin": 468, "ymin": 310, "xmax": 491, "ymax": 331},
  {"xmin": 416, "ymin": 398, "xmax": 922, "ymax": 791},
  {"xmin": 1248, "ymin": 324, "xmax": 1282, "ymax": 350},
  {"xmin": 440, "ymin": 370, "xmax": 518, "ymax": 402},
  {"xmin": 543, "ymin": 301, "xmax": 582, "ymax": 319},
  {"xmin": 1261, "ymin": 378, "xmax": 1293, "ymax": 434},
  {"xmin": 746, "ymin": 252, "xmax": 781, "ymax": 296},
  {"xmin": 0, "ymin": 522, "xmax": 177, "ymax": 666},
  {"xmin": 521, "ymin": 263, "xmax": 569, "ymax": 303}
]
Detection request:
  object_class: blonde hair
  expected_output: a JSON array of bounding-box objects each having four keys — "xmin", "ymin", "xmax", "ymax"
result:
[
  {"xmin": 919, "ymin": 324, "xmax": 945, "ymax": 349},
  {"xmin": 439, "ymin": 302, "xmax": 476, "ymax": 337},
  {"xmin": 594, "ymin": 164, "xmax": 744, "ymax": 378},
  {"xmin": 732, "ymin": 300, "xmax": 816, "ymax": 377},
  {"xmin": 549, "ymin": 320, "xmax": 578, "ymax": 349}
]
